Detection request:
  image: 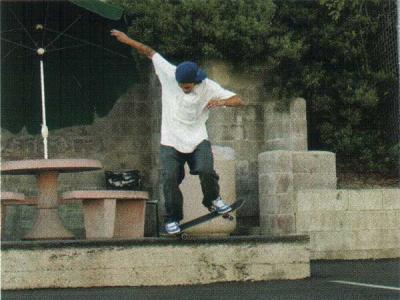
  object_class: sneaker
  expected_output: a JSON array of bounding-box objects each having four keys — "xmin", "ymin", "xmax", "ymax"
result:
[
  {"xmin": 164, "ymin": 221, "xmax": 181, "ymax": 234},
  {"xmin": 210, "ymin": 197, "xmax": 232, "ymax": 214}
]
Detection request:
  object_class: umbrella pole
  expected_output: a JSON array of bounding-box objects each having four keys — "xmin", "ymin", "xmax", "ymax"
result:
[{"xmin": 39, "ymin": 58, "xmax": 49, "ymax": 159}]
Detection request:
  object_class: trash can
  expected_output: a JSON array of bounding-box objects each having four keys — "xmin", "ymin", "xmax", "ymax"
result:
[{"xmin": 105, "ymin": 170, "xmax": 142, "ymax": 191}]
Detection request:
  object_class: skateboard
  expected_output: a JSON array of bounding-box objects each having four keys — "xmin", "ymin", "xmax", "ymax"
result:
[{"xmin": 161, "ymin": 199, "xmax": 245, "ymax": 239}]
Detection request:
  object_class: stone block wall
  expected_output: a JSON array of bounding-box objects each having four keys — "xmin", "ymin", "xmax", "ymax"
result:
[
  {"xmin": 258, "ymin": 150, "xmax": 337, "ymax": 236},
  {"xmin": 295, "ymin": 189, "xmax": 400, "ymax": 259}
]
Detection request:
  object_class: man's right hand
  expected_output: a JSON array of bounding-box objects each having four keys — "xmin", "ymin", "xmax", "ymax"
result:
[
  {"xmin": 110, "ymin": 29, "xmax": 155, "ymax": 59},
  {"xmin": 110, "ymin": 29, "xmax": 132, "ymax": 45}
]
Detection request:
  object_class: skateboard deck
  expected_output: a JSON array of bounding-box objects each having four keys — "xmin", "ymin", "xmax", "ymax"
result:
[{"xmin": 160, "ymin": 199, "xmax": 245, "ymax": 238}]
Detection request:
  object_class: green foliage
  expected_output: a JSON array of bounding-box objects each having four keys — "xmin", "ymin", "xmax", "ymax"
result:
[
  {"xmin": 115, "ymin": 0, "xmax": 275, "ymax": 62},
  {"xmin": 268, "ymin": 0, "xmax": 397, "ymax": 174}
]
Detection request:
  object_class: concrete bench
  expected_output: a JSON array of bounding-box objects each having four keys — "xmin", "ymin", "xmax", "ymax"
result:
[
  {"xmin": 1, "ymin": 192, "xmax": 37, "ymax": 238},
  {"xmin": 61, "ymin": 190, "xmax": 148, "ymax": 239}
]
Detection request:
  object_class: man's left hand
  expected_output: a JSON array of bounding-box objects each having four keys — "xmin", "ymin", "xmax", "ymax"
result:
[{"xmin": 207, "ymin": 99, "xmax": 225, "ymax": 109}]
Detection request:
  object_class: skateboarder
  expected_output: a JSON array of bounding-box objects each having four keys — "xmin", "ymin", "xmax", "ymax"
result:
[{"xmin": 111, "ymin": 29, "xmax": 245, "ymax": 234}]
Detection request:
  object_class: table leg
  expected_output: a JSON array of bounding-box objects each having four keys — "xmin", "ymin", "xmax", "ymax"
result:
[{"xmin": 24, "ymin": 171, "xmax": 74, "ymax": 240}]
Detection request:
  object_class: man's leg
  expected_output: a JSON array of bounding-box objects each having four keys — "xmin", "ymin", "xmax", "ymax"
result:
[
  {"xmin": 160, "ymin": 145, "xmax": 186, "ymax": 223},
  {"xmin": 187, "ymin": 140, "xmax": 220, "ymax": 208}
]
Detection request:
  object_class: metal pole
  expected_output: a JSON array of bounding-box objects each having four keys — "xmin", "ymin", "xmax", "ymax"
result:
[{"xmin": 39, "ymin": 58, "xmax": 49, "ymax": 159}]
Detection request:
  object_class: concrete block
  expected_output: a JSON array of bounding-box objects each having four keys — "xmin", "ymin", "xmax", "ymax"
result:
[
  {"xmin": 296, "ymin": 190, "xmax": 348, "ymax": 213},
  {"xmin": 264, "ymin": 139, "xmax": 292, "ymax": 151},
  {"xmin": 260, "ymin": 193, "xmax": 294, "ymax": 215},
  {"xmin": 244, "ymin": 123, "xmax": 264, "ymax": 141},
  {"xmin": 382, "ymin": 189, "xmax": 400, "ymax": 209},
  {"xmin": 292, "ymin": 152, "xmax": 318, "ymax": 173},
  {"xmin": 348, "ymin": 190, "xmax": 383, "ymax": 210},
  {"xmin": 290, "ymin": 119, "xmax": 307, "ymax": 138},
  {"xmin": 232, "ymin": 140, "xmax": 264, "ymax": 160},
  {"xmin": 380, "ymin": 229, "xmax": 400, "ymax": 249},
  {"xmin": 295, "ymin": 212, "xmax": 310, "ymax": 233},
  {"xmin": 351, "ymin": 230, "xmax": 386, "ymax": 250},
  {"xmin": 242, "ymin": 105, "xmax": 264, "ymax": 122},
  {"xmin": 297, "ymin": 211, "xmax": 346, "ymax": 232},
  {"xmin": 293, "ymin": 174, "xmax": 337, "ymax": 190},
  {"xmin": 317, "ymin": 191, "xmax": 348, "ymax": 211},
  {"xmin": 345, "ymin": 211, "xmax": 400, "ymax": 231},
  {"xmin": 295, "ymin": 191, "xmax": 315, "ymax": 212},
  {"xmin": 318, "ymin": 152, "xmax": 337, "ymax": 175},
  {"xmin": 260, "ymin": 214, "xmax": 295, "ymax": 236},
  {"xmin": 259, "ymin": 173, "xmax": 293, "ymax": 195},
  {"xmin": 289, "ymin": 98, "xmax": 307, "ymax": 117},
  {"xmin": 311, "ymin": 231, "xmax": 353, "ymax": 252},
  {"xmin": 290, "ymin": 138, "xmax": 308, "ymax": 151},
  {"xmin": 258, "ymin": 151, "xmax": 292, "ymax": 175},
  {"xmin": 266, "ymin": 119, "xmax": 291, "ymax": 140},
  {"xmin": 217, "ymin": 109, "xmax": 238, "ymax": 125}
]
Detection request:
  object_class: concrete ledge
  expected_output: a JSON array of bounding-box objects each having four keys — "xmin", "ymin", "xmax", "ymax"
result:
[{"xmin": 1, "ymin": 236, "xmax": 310, "ymax": 290}]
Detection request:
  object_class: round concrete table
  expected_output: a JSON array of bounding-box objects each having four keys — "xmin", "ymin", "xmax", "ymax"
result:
[{"xmin": 1, "ymin": 159, "xmax": 103, "ymax": 240}]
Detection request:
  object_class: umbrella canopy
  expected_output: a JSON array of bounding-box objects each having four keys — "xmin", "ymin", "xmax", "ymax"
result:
[
  {"xmin": 1, "ymin": 1, "xmax": 138, "ymax": 158},
  {"xmin": 69, "ymin": 0, "xmax": 124, "ymax": 21}
]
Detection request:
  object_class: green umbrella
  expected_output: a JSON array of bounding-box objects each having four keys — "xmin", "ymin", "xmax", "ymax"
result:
[
  {"xmin": 69, "ymin": 0, "xmax": 124, "ymax": 21},
  {"xmin": 1, "ymin": 1, "xmax": 129, "ymax": 159}
]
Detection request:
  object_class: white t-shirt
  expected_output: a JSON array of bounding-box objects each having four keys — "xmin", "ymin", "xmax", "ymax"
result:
[{"xmin": 152, "ymin": 53, "xmax": 236, "ymax": 153}]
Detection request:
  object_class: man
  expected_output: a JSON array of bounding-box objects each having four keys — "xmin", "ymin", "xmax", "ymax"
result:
[{"xmin": 111, "ymin": 29, "xmax": 245, "ymax": 234}]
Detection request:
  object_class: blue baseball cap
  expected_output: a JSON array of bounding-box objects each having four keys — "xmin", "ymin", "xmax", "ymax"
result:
[{"xmin": 175, "ymin": 61, "xmax": 207, "ymax": 84}]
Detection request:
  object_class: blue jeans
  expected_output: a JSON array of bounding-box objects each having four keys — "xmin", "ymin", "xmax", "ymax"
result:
[{"xmin": 160, "ymin": 140, "xmax": 220, "ymax": 223}]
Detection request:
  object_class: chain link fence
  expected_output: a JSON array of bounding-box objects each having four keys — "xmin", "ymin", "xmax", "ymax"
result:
[{"xmin": 374, "ymin": 0, "xmax": 399, "ymax": 177}]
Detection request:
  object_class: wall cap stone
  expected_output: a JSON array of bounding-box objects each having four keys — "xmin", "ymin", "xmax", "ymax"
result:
[{"xmin": 1, "ymin": 235, "xmax": 310, "ymax": 251}]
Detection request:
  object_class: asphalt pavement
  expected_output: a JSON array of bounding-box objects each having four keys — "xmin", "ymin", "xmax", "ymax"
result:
[{"xmin": 2, "ymin": 259, "xmax": 399, "ymax": 300}]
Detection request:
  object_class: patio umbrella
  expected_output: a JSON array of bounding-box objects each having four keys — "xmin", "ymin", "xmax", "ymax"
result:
[{"xmin": 1, "ymin": 0, "xmax": 135, "ymax": 159}]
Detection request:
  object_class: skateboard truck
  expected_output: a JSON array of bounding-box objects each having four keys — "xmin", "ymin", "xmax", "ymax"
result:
[{"xmin": 222, "ymin": 212, "xmax": 235, "ymax": 221}]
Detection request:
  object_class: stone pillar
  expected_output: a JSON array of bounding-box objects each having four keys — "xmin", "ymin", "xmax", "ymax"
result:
[
  {"xmin": 264, "ymin": 98, "xmax": 307, "ymax": 151},
  {"xmin": 258, "ymin": 150, "xmax": 337, "ymax": 236}
]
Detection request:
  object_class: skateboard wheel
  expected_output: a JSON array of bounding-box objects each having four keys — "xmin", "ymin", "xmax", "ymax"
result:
[{"xmin": 180, "ymin": 233, "xmax": 189, "ymax": 240}]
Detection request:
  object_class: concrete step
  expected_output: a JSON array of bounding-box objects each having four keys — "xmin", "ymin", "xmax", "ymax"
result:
[{"xmin": 1, "ymin": 235, "xmax": 310, "ymax": 290}]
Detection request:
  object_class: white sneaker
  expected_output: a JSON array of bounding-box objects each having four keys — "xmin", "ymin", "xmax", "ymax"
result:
[
  {"xmin": 211, "ymin": 197, "xmax": 232, "ymax": 214},
  {"xmin": 165, "ymin": 221, "xmax": 181, "ymax": 234}
]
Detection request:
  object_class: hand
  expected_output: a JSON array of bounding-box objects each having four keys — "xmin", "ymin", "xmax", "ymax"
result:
[
  {"xmin": 110, "ymin": 29, "xmax": 131, "ymax": 44},
  {"xmin": 207, "ymin": 99, "xmax": 225, "ymax": 109}
]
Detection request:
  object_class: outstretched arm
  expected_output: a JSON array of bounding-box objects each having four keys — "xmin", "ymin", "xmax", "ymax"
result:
[
  {"xmin": 207, "ymin": 96, "xmax": 245, "ymax": 109},
  {"xmin": 110, "ymin": 29, "xmax": 155, "ymax": 59}
]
